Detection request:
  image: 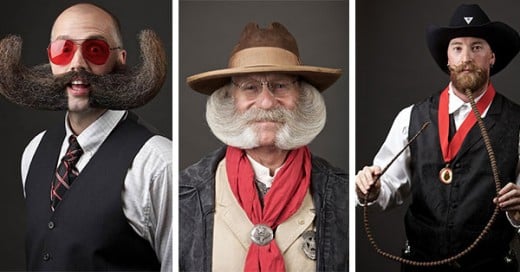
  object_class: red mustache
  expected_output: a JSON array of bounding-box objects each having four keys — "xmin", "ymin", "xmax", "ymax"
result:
[{"xmin": 449, "ymin": 62, "xmax": 482, "ymax": 74}]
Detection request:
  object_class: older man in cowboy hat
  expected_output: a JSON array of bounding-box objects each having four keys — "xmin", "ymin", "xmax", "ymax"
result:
[
  {"xmin": 180, "ymin": 22, "xmax": 348, "ymax": 271},
  {"xmin": 356, "ymin": 4, "xmax": 520, "ymax": 271}
]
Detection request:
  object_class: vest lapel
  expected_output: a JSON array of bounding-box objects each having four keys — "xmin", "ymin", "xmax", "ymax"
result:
[
  {"xmin": 215, "ymin": 159, "xmax": 253, "ymax": 250},
  {"xmin": 455, "ymin": 96, "xmax": 501, "ymax": 160},
  {"xmin": 276, "ymin": 192, "xmax": 315, "ymax": 253}
]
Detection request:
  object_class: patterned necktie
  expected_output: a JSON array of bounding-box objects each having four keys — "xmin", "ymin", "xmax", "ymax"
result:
[{"xmin": 50, "ymin": 135, "xmax": 83, "ymax": 211}]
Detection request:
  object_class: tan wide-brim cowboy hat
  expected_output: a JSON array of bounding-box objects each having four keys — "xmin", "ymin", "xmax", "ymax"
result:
[
  {"xmin": 187, "ymin": 22, "xmax": 342, "ymax": 95},
  {"xmin": 426, "ymin": 4, "xmax": 520, "ymax": 76}
]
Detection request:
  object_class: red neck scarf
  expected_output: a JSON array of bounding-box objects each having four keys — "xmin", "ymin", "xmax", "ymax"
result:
[
  {"xmin": 438, "ymin": 84, "xmax": 495, "ymax": 163},
  {"xmin": 226, "ymin": 146, "xmax": 312, "ymax": 272}
]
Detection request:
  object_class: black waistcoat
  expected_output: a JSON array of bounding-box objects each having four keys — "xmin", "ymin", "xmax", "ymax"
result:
[
  {"xmin": 406, "ymin": 92, "xmax": 520, "ymax": 264},
  {"xmin": 25, "ymin": 112, "xmax": 161, "ymax": 271}
]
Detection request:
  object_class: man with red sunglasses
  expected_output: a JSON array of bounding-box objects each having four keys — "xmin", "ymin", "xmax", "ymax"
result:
[{"xmin": 14, "ymin": 3, "xmax": 172, "ymax": 271}]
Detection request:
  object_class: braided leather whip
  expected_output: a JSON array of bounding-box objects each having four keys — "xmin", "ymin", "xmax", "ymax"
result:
[{"xmin": 362, "ymin": 88, "xmax": 502, "ymax": 266}]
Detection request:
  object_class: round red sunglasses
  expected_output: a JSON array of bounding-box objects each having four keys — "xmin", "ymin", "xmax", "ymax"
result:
[{"xmin": 47, "ymin": 39, "xmax": 121, "ymax": 66}]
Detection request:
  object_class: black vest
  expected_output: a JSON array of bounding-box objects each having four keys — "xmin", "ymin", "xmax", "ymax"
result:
[
  {"xmin": 406, "ymin": 92, "xmax": 520, "ymax": 264},
  {"xmin": 25, "ymin": 113, "xmax": 161, "ymax": 271}
]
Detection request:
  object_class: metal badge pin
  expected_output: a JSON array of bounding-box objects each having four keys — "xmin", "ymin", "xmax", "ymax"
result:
[
  {"xmin": 250, "ymin": 224, "xmax": 274, "ymax": 246},
  {"xmin": 301, "ymin": 230, "xmax": 316, "ymax": 260}
]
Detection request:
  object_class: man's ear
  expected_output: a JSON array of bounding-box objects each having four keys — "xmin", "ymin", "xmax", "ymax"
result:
[{"xmin": 118, "ymin": 49, "xmax": 127, "ymax": 65}]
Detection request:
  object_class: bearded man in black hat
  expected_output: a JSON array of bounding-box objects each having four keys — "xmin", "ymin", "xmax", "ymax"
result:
[
  {"xmin": 0, "ymin": 3, "xmax": 171, "ymax": 271},
  {"xmin": 356, "ymin": 4, "xmax": 520, "ymax": 272},
  {"xmin": 180, "ymin": 22, "xmax": 348, "ymax": 271}
]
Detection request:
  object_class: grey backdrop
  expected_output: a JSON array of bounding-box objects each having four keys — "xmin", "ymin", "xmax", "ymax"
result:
[
  {"xmin": 179, "ymin": 0, "xmax": 348, "ymax": 174},
  {"xmin": 356, "ymin": 1, "xmax": 520, "ymax": 271},
  {"xmin": 0, "ymin": 1, "xmax": 171, "ymax": 269}
]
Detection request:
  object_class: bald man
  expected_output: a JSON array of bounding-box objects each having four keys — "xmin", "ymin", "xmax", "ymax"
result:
[{"xmin": 20, "ymin": 3, "xmax": 171, "ymax": 271}]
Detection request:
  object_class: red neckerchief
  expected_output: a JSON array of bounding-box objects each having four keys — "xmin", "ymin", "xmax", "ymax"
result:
[
  {"xmin": 225, "ymin": 145, "xmax": 311, "ymax": 272},
  {"xmin": 438, "ymin": 84, "xmax": 495, "ymax": 163}
]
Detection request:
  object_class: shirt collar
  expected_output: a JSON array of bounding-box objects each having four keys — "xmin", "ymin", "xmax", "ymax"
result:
[
  {"xmin": 65, "ymin": 110, "xmax": 126, "ymax": 156},
  {"xmin": 448, "ymin": 82, "xmax": 488, "ymax": 114},
  {"xmin": 246, "ymin": 154, "xmax": 283, "ymax": 188}
]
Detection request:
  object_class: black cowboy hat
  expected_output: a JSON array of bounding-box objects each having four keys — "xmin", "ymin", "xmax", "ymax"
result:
[{"xmin": 426, "ymin": 4, "xmax": 520, "ymax": 76}]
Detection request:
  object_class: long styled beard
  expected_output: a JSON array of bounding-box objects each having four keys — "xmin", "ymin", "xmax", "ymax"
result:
[
  {"xmin": 0, "ymin": 29, "xmax": 167, "ymax": 110},
  {"xmin": 449, "ymin": 62, "xmax": 489, "ymax": 93},
  {"xmin": 206, "ymin": 82, "xmax": 327, "ymax": 150}
]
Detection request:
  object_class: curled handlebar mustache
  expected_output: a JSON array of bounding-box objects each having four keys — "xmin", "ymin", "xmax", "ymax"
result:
[
  {"xmin": 0, "ymin": 37, "xmax": 71, "ymax": 110},
  {"xmin": 0, "ymin": 29, "xmax": 167, "ymax": 111}
]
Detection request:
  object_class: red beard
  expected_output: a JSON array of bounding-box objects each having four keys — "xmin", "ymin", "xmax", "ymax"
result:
[{"xmin": 449, "ymin": 62, "xmax": 489, "ymax": 93}]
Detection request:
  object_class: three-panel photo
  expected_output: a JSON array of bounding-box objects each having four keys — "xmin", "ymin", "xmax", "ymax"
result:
[{"xmin": 0, "ymin": 0, "xmax": 520, "ymax": 271}]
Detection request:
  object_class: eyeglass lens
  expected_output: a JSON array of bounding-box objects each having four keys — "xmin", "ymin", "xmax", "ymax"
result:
[
  {"xmin": 47, "ymin": 39, "xmax": 112, "ymax": 66},
  {"xmin": 234, "ymin": 79, "xmax": 297, "ymax": 93}
]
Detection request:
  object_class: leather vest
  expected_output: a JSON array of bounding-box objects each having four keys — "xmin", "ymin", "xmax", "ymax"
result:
[
  {"xmin": 25, "ymin": 113, "xmax": 160, "ymax": 271},
  {"xmin": 405, "ymin": 92, "xmax": 520, "ymax": 263}
]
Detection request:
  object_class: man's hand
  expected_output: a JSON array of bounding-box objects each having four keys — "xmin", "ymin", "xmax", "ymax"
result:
[
  {"xmin": 493, "ymin": 182, "xmax": 520, "ymax": 222},
  {"xmin": 355, "ymin": 166, "xmax": 382, "ymax": 203}
]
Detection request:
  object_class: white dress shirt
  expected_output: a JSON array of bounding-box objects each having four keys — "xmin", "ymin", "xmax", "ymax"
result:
[
  {"xmin": 358, "ymin": 84, "xmax": 520, "ymax": 219},
  {"xmin": 21, "ymin": 110, "xmax": 172, "ymax": 272}
]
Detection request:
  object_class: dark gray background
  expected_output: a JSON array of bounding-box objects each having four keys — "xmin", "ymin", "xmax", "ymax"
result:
[
  {"xmin": 356, "ymin": 1, "xmax": 520, "ymax": 271},
  {"xmin": 179, "ymin": 0, "xmax": 348, "ymax": 174},
  {"xmin": 0, "ymin": 1, "xmax": 171, "ymax": 269}
]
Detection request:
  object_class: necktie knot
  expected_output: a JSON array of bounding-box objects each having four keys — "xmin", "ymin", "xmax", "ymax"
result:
[{"xmin": 63, "ymin": 135, "xmax": 83, "ymax": 163}]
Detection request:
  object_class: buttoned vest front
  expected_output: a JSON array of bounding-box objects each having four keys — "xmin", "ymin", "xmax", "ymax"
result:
[
  {"xmin": 406, "ymin": 92, "xmax": 520, "ymax": 264},
  {"xmin": 25, "ymin": 113, "xmax": 160, "ymax": 271}
]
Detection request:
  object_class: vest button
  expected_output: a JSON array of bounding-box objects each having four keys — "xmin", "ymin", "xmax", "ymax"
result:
[
  {"xmin": 48, "ymin": 221, "xmax": 55, "ymax": 230},
  {"xmin": 43, "ymin": 253, "xmax": 50, "ymax": 261}
]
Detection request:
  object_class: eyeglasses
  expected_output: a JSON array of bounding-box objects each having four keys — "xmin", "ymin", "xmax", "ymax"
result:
[
  {"xmin": 47, "ymin": 39, "xmax": 121, "ymax": 65},
  {"xmin": 231, "ymin": 78, "xmax": 299, "ymax": 98}
]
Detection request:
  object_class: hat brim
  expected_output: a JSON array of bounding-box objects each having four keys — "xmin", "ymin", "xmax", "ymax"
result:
[
  {"xmin": 426, "ymin": 22, "xmax": 520, "ymax": 76},
  {"xmin": 187, "ymin": 65, "xmax": 342, "ymax": 95}
]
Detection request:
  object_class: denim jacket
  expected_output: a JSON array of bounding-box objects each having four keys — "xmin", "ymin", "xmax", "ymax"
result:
[{"xmin": 179, "ymin": 146, "xmax": 348, "ymax": 271}]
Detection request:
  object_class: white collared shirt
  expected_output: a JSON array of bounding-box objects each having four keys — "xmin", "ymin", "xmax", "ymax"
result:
[
  {"xmin": 448, "ymin": 83, "xmax": 489, "ymax": 129},
  {"xmin": 21, "ymin": 110, "xmax": 172, "ymax": 272}
]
